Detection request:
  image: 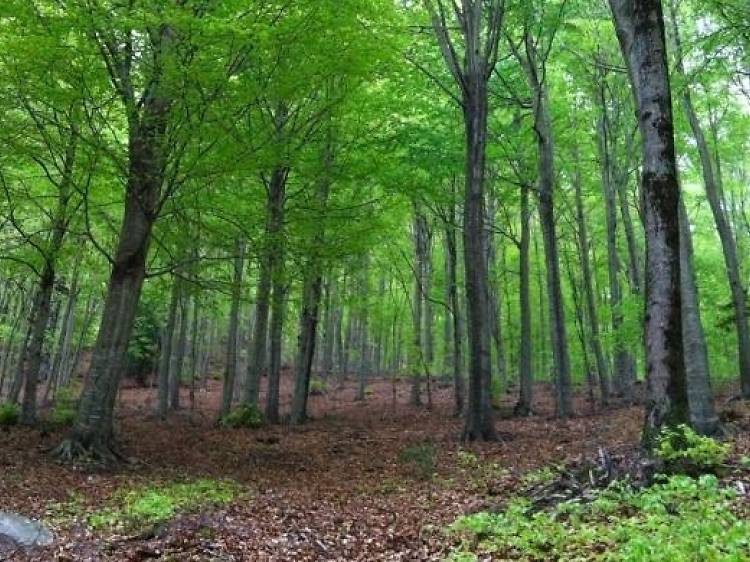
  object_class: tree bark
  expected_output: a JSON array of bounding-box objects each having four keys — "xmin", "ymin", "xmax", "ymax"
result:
[
  {"xmin": 515, "ymin": 182, "xmax": 534, "ymax": 416},
  {"xmin": 520, "ymin": 34, "xmax": 573, "ymax": 417},
  {"xmin": 158, "ymin": 278, "xmax": 179, "ymax": 419},
  {"xmin": 573, "ymin": 155, "xmax": 610, "ymax": 404},
  {"xmin": 220, "ymin": 241, "xmax": 245, "ymax": 418},
  {"xmin": 678, "ymin": 200, "xmax": 719, "ymax": 435},
  {"xmin": 609, "ymin": 0, "xmax": 690, "ymax": 446}
]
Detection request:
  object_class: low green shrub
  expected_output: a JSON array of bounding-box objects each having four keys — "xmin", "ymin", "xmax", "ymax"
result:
[
  {"xmin": 48, "ymin": 384, "xmax": 80, "ymax": 426},
  {"xmin": 88, "ymin": 478, "xmax": 239, "ymax": 531},
  {"xmin": 447, "ymin": 473, "xmax": 749, "ymax": 561},
  {"xmin": 655, "ymin": 424, "xmax": 730, "ymax": 472},
  {"xmin": 309, "ymin": 377, "xmax": 327, "ymax": 396},
  {"xmin": 399, "ymin": 441, "xmax": 437, "ymax": 481},
  {"xmin": 221, "ymin": 403, "xmax": 264, "ymax": 429},
  {"xmin": 0, "ymin": 401, "xmax": 19, "ymax": 426}
]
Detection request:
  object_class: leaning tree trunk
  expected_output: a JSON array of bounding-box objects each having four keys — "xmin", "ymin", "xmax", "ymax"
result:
[
  {"xmin": 20, "ymin": 135, "xmax": 76, "ymax": 425},
  {"xmin": 609, "ymin": 0, "xmax": 690, "ymax": 446},
  {"xmin": 59, "ymin": 122, "xmax": 169, "ymax": 459}
]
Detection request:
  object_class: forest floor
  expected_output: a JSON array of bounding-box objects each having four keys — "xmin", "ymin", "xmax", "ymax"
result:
[{"xmin": 1, "ymin": 374, "xmax": 730, "ymax": 561}]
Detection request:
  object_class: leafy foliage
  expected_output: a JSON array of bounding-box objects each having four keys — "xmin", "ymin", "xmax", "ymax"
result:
[
  {"xmin": 221, "ymin": 403, "xmax": 264, "ymax": 429},
  {"xmin": 309, "ymin": 377, "xmax": 328, "ymax": 396},
  {"xmin": 655, "ymin": 424, "xmax": 730, "ymax": 472},
  {"xmin": 88, "ymin": 479, "xmax": 239, "ymax": 532},
  {"xmin": 48, "ymin": 383, "xmax": 80, "ymax": 426},
  {"xmin": 447, "ymin": 473, "xmax": 749, "ymax": 561},
  {"xmin": 0, "ymin": 401, "xmax": 19, "ymax": 426}
]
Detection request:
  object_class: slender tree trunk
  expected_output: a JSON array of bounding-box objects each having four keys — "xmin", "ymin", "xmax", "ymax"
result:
[
  {"xmin": 158, "ymin": 278, "xmax": 179, "ymax": 419},
  {"xmin": 516, "ymin": 183, "xmax": 534, "ymax": 416},
  {"xmin": 444, "ymin": 200, "xmax": 465, "ymax": 415},
  {"xmin": 170, "ymin": 285, "xmax": 189, "ymax": 411},
  {"xmin": 220, "ymin": 241, "xmax": 245, "ymax": 418},
  {"xmin": 411, "ymin": 208, "xmax": 427, "ymax": 406},
  {"xmin": 486, "ymin": 196, "xmax": 507, "ymax": 396},
  {"xmin": 521, "ymin": 35, "xmax": 573, "ymax": 417},
  {"xmin": 597, "ymin": 103, "xmax": 636, "ymax": 402},
  {"xmin": 291, "ymin": 272, "xmax": 323, "ymax": 424},
  {"xmin": 573, "ymin": 154, "xmax": 610, "ymax": 404}
]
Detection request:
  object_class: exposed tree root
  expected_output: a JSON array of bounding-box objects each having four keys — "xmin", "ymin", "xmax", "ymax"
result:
[{"xmin": 51, "ymin": 436, "xmax": 125, "ymax": 466}]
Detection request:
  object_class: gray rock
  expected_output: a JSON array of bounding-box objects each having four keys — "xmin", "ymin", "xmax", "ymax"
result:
[{"xmin": 0, "ymin": 512, "xmax": 54, "ymax": 548}]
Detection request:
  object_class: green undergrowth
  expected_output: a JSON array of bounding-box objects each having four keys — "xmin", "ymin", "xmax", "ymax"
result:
[
  {"xmin": 0, "ymin": 401, "xmax": 19, "ymax": 426},
  {"xmin": 447, "ymin": 430, "xmax": 749, "ymax": 561},
  {"xmin": 47, "ymin": 384, "xmax": 80, "ymax": 426},
  {"xmin": 52, "ymin": 478, "xmax": 241, "ymax": 533},
  {"xmin": 447, "ymin": 474, "xmax": 749, "ymax": 561},
  {"xmin": 221, "ymin": 403, "xmax": 264, "ymax": 429}
]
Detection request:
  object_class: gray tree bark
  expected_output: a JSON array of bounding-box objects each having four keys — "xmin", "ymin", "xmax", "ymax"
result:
[{"xmin": 609, "ymin": 0, "xmax": 690, "ymax": 446}]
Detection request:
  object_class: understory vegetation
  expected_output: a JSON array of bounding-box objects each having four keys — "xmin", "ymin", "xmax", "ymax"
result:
[{"xmin": 447, "ymin": 428, "xmax": 749, "ymax": 561}]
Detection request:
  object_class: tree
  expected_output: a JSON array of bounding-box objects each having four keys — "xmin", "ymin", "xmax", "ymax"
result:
[
  {"xmin": 609, "ymin": 0, "xmax": 690, "ymax": 446},
  {"xmin": 425, "ymin": 0, "xmax": 506, "ymax": 441}
]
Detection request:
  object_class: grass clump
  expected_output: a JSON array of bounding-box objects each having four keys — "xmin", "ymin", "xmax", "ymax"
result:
[
  {"xmin": 221, "ymin": 403, "xmax": 264, "ymax": 429},
  {"xmin": 88, "ymin": 478, "xmax": 239, "ymax": 532},
  {"xmin": 0, "ymin": 401, "xmax": 19, "ymax": 426},
  {"xmin": 447, "ymin": 473, "xmax": 749, "ymax": 561}
]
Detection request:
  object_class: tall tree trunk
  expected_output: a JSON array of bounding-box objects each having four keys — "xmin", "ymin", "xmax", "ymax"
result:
[
  {"xmin": 609, "ymin": 0, "xmax": 690, "ymax": 446},
  {"xmin": 411, "ymin": 207, "xmax": 427, "ymax": 406},
  {"xmin": 573, "ymin": 154, "xmax": 611, "ymax": 403},
  {"xmin": 158, "ymin": 278, "xmax": 179, "ymax": 419},
  {"xmin": 321, "ymin": 276, "xmax": 336, "ymax": 380},
  {"xmin": 444, "ymin": 200, "xmax": 465, "ymax": 415},
  {"xmin": 521, "ymin": 34, "xmax": 573, "ymax": 417},
  {"xmin": 515, "ymin": 183, "xmax": 534, "ymax": 416},
  {"xmin": 264, "ymin": 166, "xmax": 288, "ymax": 424},
  {"xmin": 221, "ymin": 241, "xmax": 245, "ymax": 418},
  {"xmin": 597, "ymin": 103, "xmax": 636, "ymax": 402},
  {"xmin": 170, "ymin": 284, "xmax": 189, "ymax": 411},
  {"xmin": 679, "ymin": 200, "xmax": 719, "ymax": 435},
  {"xmin": 355, "ymin": 258, "xmax": 370, "ymax": 402},
  {"xmin": 486, "ymin": 196, "xmax": 507, "ymax": 395}
]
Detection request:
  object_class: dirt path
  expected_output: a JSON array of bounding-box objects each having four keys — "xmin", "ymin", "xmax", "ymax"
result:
[{"xmin": 1, "ymin": 377, "xmax": 643, "ymax": 561}]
